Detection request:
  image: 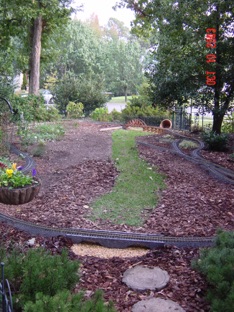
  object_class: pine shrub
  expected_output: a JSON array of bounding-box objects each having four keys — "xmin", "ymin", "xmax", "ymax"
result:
[
  {"xmin": 1, "ymin": 248, "xmax": 79, "ymax": 310},
  {"xmin": 23, "ymin": 290, "xmax": 116, "ymax": 312},
  {"xmin": 194, "ymin": 231, "xmax": 234, "ymax": 311}
]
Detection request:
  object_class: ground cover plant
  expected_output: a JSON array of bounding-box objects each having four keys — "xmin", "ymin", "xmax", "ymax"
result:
[
  {"xmin": 90, "ymin": 129, "xmax": 165, "ymax": 226},
  {"xmin": 18, "ymin": 123, "xmax": 65, "ymax": 146}
]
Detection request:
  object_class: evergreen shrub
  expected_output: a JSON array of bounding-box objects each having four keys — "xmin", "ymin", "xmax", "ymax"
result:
[
  {"xmin": 24, "ymin": 290, "xmax": 116, "ymax": 312},
  {"xmin": 121, "ymin": 104, "xmax": 169, "ymax": 126},
  {"xmin": 202, "ymin": 131, "xmax": 228, "ymax": 151},
  {"xmin": 194, "ymin": 231, "xmax": 234, "ymax": 312}
]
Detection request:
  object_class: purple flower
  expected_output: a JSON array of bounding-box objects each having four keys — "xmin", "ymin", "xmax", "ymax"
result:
[
  {"xmin": 32, "ymin": 168, "xmax": 37, "ymax": 177},
  {"xmin": 17, "ymin": 166, "xmax": 23, "ymax": 171}
]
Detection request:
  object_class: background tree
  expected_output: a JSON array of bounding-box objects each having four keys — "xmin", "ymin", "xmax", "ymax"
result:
[
  {"xmin": 117, "ymin": 0, "xmax": 234, "ymax": 133},
  {"xmin": 0, "ymin": 0, "xmax": 76, "ymax": 95}
]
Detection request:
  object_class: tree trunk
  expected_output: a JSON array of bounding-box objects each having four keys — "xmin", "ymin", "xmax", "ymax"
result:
[
  {"xmin": 124, "ymin": 85, "xmax": 128, "ymax": 102},
  {"xmin": 29, "ymin": 16, "xmax": 42, "ymax": 95},
  {"xmin": 212, "ymin": 111, "xmax": 224, "ymax": 134}
]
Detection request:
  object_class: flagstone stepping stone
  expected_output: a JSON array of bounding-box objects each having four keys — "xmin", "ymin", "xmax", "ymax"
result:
[
  {"xmin": 122, "ymin": 265, "xmax": 170, "ymax": 291},
  {"xmin": 132, "ymin": 298, "xmax": 186, "ymax": 312}
]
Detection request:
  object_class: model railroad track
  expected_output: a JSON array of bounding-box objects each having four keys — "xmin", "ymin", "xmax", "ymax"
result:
[
  {"xmin": 2, "ymin": 120, "xmax": 232, "ymax": 249},
  {"xmin": 136, "ymin": 125, "xmax": 234, "ymax": 185},
  {"xmin": 0, "ymin": 212, "xmax": 214, "ymax": 248}
]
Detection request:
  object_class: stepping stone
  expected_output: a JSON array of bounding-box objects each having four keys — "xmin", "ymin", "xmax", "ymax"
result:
[
  {"xmin": 122, "ymin": 265, "xmax": 170, "ymax": 291},
  {"xmin": 132, "ymin": 298, "xmax": 186, "ymax": 312}
]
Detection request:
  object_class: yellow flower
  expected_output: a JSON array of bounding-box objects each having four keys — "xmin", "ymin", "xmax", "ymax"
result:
[
  {"xmin": 12, "ymin": 163, "xmax": 17, "ymax": 170},
  {"xmin": 6, "ymin": 169, "xmax": 14, "ymax": 178}
]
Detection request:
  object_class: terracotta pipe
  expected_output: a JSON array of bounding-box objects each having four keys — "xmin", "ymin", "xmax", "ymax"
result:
[{"xmin": 160, "ymin": 119, "xmax": 172, "ymax": 129}]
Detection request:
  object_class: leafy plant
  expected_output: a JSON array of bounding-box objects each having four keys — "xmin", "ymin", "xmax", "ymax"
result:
[
  {"xmin": 202, "ymin": 131, "xmax": 229, "ymax": 151},
  {"xmin": 90, "ymin": 107, "xmax": 110, "ymax": 121},
  {"xmin": 0, "ymin": 163, "xmax": 37, "ymax": 188},
  {"xmin": 66, "ymin": 102, "xmax": 84, "ymax": 119},
  {"xmin": 193, "ymin": 231, "xmax": 234, "ymax": 312}
]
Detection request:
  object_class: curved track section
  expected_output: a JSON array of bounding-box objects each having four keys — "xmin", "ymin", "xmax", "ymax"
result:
[{"xmin": 10, "ymin": 144, "xmax": 36, "ymax": 174}]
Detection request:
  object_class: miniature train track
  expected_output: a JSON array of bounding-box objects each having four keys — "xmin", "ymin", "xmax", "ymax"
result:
[{"xmin": 1, "ymin": 117, "xmax": 233, "ymax": 249}]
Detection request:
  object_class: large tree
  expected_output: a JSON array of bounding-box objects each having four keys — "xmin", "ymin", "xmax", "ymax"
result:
[
  {"xmin": 117, "ymin": 0, "xmax": 234, "ymax": 133},
  {"xmin": 0, "ymin": 0, "xmax": 75, "ymax": 95}
]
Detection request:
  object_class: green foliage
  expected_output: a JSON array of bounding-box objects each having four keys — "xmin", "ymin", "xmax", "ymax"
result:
[
  {"xmin": 0, "ymin": 248, "xmax": 80, "ymax": 310},
  {"xmin": 202, "ymin": 131, "xmax": 228, "ymax": 151},
  {"xmin": 120, "ymin": 0, "xmax": 234, "ymax": 134},
  {"xmin": 0, "ymin": 246, "xmax": 116, "ymax": 312},
  {"xmin": 222, "ymin": 113, "xmax": 234, "ymax": 134},
  {"xmin": 66, "ymin": 102, "xmax": 84, "ymax": 119},
  {"xmin": 17, "ymin": 123, "xmax": 65, "ymax": 146},
  {"xmin": 90, "ymin": 107, "xmax": 110, "ymax": 122},
  {"xmin": 24, "ymin": 290, "xmax": 116, "ymax": 312},
  {"xmin": 110, "ymin": 109, "xmax": 122, "ymax": 121},
  {"xmin": 11, "ymin": 95, "xmax": 60, "ymax": 122},
  {"xmin": 194, "ymin": 231, "xmax": 234, "ymax": 312},
  {"xmin": 121, "ymin": 104, "xmax": 169, "ymax": 126},
  {"xmin": 53, "ymin": 74, "xmax": 107, "ymax": 115},
  {"xmin": 0, "ymin": 167, "xmax": 34, "ymax": 188}
]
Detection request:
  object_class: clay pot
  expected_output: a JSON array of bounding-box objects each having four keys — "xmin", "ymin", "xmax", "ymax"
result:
[
  {"xmin": 160, "ymin": 119, "xmax": 172, "ymax": 129},
  {"xmin": 0, "ymin": 178, "xmax": 41, "ymax": 205}
]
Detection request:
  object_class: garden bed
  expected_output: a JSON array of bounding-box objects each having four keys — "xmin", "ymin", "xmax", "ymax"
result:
[{"xmin": 0, "ymin": 120, "xmax": 234, "ymax": 311}]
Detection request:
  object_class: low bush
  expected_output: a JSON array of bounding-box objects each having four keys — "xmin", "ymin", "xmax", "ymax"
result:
[
  {"xmin": 0, "ymin": 247, "xmax": 116, "ymax": 312},
  {"xmin": 121, "ymin": 104, "xmax": 169, "ymax": 126},
  {"xmin": 90, "ymin": 107, "xmax": 110, "ymax": 122},
  {"xmin": 193, "ymin": 231, "xmax": 234, "ymax": 312},
  {"xmin": 67, "ymin": 102, "xmax": 84, "ymax": 119},
  {"xmin": 202, "ymin": 131, "xmax": 228, "ymax": 151},
  {"xmin": 0, "ymin": 248, "xmax": 79, "ymax": 310},
  {"xmin": 10, "ymin": 95, "xmax": 60, "ymax": 122},
  {"xmin": 24, "ymin": 290, "xmax": 116, "ymax": 312}
]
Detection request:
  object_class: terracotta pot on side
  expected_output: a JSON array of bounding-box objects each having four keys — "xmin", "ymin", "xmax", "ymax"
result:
[{"xmin": 160, "ymin": 119, "xmax": 172, "ymax": 129}]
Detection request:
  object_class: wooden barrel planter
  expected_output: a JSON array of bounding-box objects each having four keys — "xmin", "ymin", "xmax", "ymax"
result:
[{"xmin": 0, "ymin": 178, "xmax": 41, "ymax": 205}]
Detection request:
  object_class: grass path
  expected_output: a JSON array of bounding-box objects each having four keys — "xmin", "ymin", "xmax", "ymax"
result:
[{"xmin": 90, "ymin": 130, "xmax": 165, "ymax": 226}]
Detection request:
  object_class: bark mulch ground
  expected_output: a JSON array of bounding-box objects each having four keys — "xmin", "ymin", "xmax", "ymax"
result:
[{"xmin": 0, "ymin": 120, "xmax": 234, "ymax": 311}]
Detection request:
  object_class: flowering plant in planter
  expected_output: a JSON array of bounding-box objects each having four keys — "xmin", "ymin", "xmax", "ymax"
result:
[
  {"xmin": 0, "ymin": 162, "xmax": 40, "ymax": 205},
  {"xmin": 0, "ymin": 163, "xmax": 38, "ymax": 188}
]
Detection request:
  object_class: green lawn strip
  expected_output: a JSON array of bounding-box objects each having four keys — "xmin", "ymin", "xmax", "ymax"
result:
[
  {"xmin": 109, "ymin": 96, "xmax": 133, "ymax": 103},
  {"xmin": 90, "ymin": 130, "xmax": 165, "ymax": 226}
]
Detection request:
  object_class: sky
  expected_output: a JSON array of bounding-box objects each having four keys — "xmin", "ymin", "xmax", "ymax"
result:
[{"xmin": 74, "ymin": 0, "xmax": 135, "ymax": 27}]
